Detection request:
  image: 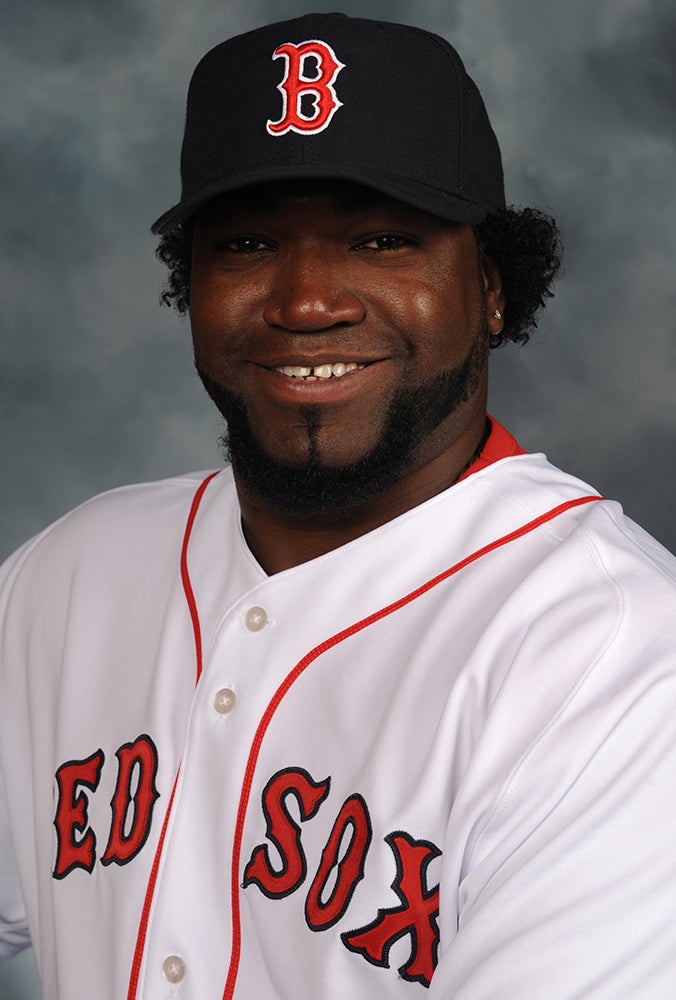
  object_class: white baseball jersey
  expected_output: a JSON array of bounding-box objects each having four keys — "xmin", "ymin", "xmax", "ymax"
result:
[{"xmin": 2, "ymin": 419, "xmax": 676, "ymax": 999}]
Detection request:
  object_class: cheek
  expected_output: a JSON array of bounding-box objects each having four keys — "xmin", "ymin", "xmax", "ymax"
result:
[
  {"xmin": 410, "ymin": 288, "xmax": 442, "ymax": 321},
  {"xmin": 190, "ymin": 242, "xmax": 265, "ymax": 339},
  {"xmin": 389, "ymin": 281, "xmax": 478, "ymax": 362},
  {"xmin": 188, "ymin": 294, "xmax": 220, "ymax": 366},
  {"xmin": 189, "ymin": 277, "xmax": 255, "ymax": 363},
  {"xmin": 372, "ymin": 280, "xmax": 440, "ymax": 332}
]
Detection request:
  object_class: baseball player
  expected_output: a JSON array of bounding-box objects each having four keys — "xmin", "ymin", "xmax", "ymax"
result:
[{"xmin": 2, "ymin": 13, "xmax": 676, "ymax": 1000}]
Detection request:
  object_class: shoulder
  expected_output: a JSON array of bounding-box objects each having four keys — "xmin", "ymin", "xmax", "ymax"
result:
[
  {"xmin": 476, "ymin": 436, "xmax": 674, "ymax": 564},
  {"xmin": 0, "ymin": 469, "xmax": 235, "ymax": 601},
  {"xmin": 515, "ymin": 451, "xmax": 676, "ymax": 585},
  {"xmin": 460, "ymin": 444, "xmax": 676, "ymax": 632}
]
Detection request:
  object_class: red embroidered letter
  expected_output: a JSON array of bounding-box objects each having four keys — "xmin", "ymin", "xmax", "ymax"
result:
[
  {"xmin": 53, "ymin": 749, "xmax": 104, "ymax": 879},
  {"xmin": 243, "ymin": 767, "xmax": 331, "ymax": 898},
  {"xmin": 306, "ymin": 794, "xmax": 372, "ymax": 931},
  {"xmin": 101, "ymin": 735, "xmax": 160, "ymax": 867},
  {"xmin": 267, "ymin": 40, "xmax": 344, "ymax": 136},
  {"xmin": 342, "ymin": 831, "xmax": 441, "ymax": 988}
]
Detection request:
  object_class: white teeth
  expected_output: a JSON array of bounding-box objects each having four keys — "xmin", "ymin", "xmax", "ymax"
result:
[
  {"xmin": 278, "ymin": 366, "xmax": 312, "ymax": 377},
  {"xmin": 276, "ymin": 362, "xmax": 365, "ymax": 380}
]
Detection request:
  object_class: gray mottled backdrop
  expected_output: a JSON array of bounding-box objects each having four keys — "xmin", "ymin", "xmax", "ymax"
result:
[{"xmin": 1, "ymin": 0, "xmax": 674, "ymax": 996}]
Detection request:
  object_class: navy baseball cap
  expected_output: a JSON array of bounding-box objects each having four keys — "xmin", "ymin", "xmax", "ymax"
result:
[{"xmin": 151, "ymin": 12, "xmax": 505, "ymax": 234}]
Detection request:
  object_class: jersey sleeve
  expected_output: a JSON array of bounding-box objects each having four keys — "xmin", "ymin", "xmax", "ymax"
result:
[
  {"xmin": 0, "ymin": 541, "xmax": 33, "ymax": 958},
  {"xmin": 429, "ymin": 524, "xmax": 676, "ymax": 998},
  {"xmin": 0, "ymin": 766, "xmax": 31, "ymax": 957}
]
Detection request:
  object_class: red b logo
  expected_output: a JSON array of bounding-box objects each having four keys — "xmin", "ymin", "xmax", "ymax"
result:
[{"xmin": 267, "ymin": 39, "xmax": 344, "ymax": 136}]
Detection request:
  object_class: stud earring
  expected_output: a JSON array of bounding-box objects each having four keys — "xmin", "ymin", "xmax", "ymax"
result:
[{"xmin": 494, "ymin": 309, "xmax": 502, "ymax": 320}]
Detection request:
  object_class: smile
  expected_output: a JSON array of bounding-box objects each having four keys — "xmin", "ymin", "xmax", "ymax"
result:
[{"xmin": 275, "ymin": 363, "xmax": 366, "ymax": 381}]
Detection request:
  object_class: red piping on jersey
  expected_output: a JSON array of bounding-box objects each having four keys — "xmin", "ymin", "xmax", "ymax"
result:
[
  {"xmin": 126, "ymin": 471, "xmax": 219, "ymax": 999},
  {"xmin": 181, "ymin": 471, "xmax": 221, "ymax": 685},
  {"xmin": 127, "ymin": 772, "xmax": 180, "ymax": 1000},
  {"xmin": 221, "ymin": 492, "xmax": 603, "ymax": 999}
]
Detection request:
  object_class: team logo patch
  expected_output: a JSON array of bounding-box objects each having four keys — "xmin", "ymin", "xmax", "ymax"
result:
[{"xmin": 267, "ymin": 39, "xmax": 344, "ymax": 136}]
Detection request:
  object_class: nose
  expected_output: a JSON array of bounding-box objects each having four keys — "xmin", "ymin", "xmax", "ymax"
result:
[{"xmin": 263, "ymin": 248, "xmax": 365, "ymax": 332}]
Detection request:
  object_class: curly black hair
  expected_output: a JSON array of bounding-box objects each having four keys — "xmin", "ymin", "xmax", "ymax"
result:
[
  {"xmin": 156, "ymin": 205, "xmax": 562, "ymax": 347},
  {"xmin": 157, "ymin": 220, "xmax": 194, "ymax": 316},
  {"xmin": 473, "ymin": 207, "xmax": 563, "ymax": 347}
]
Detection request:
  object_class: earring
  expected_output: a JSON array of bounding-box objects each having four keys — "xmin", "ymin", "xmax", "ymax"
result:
[{"xmin": 494, "ymin": 309, "xmax": 502, "ymax": 320}]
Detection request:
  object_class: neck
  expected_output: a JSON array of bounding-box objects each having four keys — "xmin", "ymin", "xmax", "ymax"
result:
[{"xmin": 237, "ymin": 416, "xmax": 489, "ymax": 575}]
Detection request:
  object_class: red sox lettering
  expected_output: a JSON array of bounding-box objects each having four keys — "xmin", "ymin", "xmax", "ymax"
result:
[
  {"xmin": 308, "ymin": 791, "xmax": 373, "ymax": 931},
  {"xmin": 52, "ymin": 734, "xmax": 159, "ymax": 879},
  {"xmin": 266, "ymin": 39, "xmax": 344, "ymax": 136},
  {"xmin": 242, "ymin": 767, "xmax": 374, "ymax": 931},
  {"xmin": 342, "ymin": 832, "xmax": 442, "ymax": 989},
  {"xmin": 51, "ymin": 744, "xmax": 440, "ymax": 988},
  {"xmin": 243, "ymin": 767, "xmax": 441, "ymax": 989},
  {"xmin": 242, "ymin": 768, "xmax": 334, "ymax": 899}
]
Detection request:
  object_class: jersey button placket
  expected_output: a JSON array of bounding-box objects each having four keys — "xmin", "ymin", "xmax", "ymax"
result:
[
  {"xmin": 210, "ymin": 607, "xmax": 270, "ymax": 717},
  {"xmin": 244, "ymin": 605, "xmax": 268, "ymax": 632},
  {"xmin": 162, "ymin": 954, "xmax": 186, "ymax": 984},
  {"xmin": 213, "ymin": 687, "xmax": 237, "ymax": 715}
]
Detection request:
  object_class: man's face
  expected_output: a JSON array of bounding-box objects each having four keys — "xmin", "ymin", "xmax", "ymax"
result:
[{"xmin": 190, "ymin": 180, "xmax": 495, "ymax": 515}]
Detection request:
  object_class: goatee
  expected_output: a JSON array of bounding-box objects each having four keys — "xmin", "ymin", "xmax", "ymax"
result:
[{"xmin": 196, "ymin": 333, "xmax": 487, "ymax": 518}]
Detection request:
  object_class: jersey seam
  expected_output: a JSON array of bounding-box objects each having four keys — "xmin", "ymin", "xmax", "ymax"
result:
[{"xmin": 464, "ymin": 520, "xmax": 626, "ymax": 875}]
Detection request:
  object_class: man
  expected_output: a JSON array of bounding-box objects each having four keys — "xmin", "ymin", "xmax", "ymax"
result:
[{"xmin": 1, "ymin": 12, "xmax": 675, "ymax": 1000}]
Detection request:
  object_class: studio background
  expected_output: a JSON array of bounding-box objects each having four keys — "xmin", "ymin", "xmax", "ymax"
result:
[{"xmin": 1, "ymin": 0, "xmax": 674, "ymax": 996}]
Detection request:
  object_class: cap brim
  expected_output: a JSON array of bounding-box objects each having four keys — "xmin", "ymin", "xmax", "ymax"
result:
[{"xmin": 151, "ymin": 164, "xmax": 496, "ymax": 235}]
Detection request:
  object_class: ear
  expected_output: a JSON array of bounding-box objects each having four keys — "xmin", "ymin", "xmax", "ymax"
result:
[{"xmin": 481, "ymin": 254, "xmax": 505, "ymax": 338}]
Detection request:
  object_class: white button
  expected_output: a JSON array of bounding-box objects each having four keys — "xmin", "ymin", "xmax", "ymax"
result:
[
  {"xmin": 162, "ymin": 954, "xmax": 186, "ymax": 984},
  {"xmin": 245, "ymin": 606, "xmax": 268, "ymax": 631},
  {"xmin": 214, "ymin": 687, "xmax": 237, "ymax": 715}
]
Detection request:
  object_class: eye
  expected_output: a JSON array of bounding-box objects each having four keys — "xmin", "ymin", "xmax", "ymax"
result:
[
  {"xmin": 354, "ymin": 233, "xmax": 415, "ymax": 252},
  {"xmin": 214, "ymin": 236, "xmax": 275, "ymax": 255}
]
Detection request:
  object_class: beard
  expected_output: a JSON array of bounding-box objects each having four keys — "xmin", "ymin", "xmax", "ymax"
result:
[{"xmin": 196, "ymin": 331, "xmax": 488, "ymax": 518}]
